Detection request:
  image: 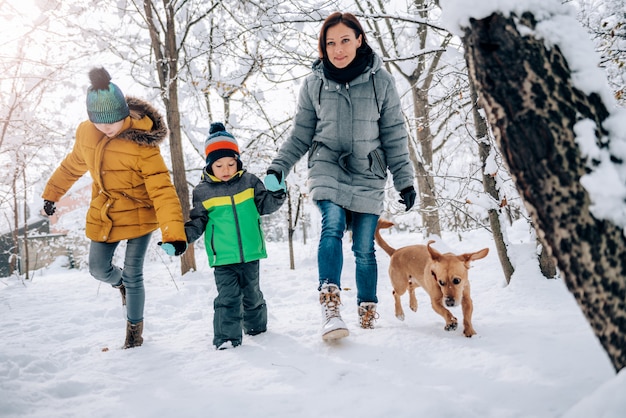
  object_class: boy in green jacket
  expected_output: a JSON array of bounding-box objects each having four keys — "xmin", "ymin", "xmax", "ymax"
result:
[{"xmin": 185, "ymin": 122, "xmax": 286, "ymax": 350}]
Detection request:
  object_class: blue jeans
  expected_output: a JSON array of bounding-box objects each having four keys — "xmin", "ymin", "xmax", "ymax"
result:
[
  {"xmin": 88, "ymin": 233, "xmax": 152, "ymax": 324},
  {"xmin": 316, "ymin": 200, "xmax": 379, "ymax": 305}
]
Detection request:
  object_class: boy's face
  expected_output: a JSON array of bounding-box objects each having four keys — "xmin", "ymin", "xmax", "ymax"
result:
[{"xmin": 211, "ymin": 156, "xmax": 238, "ymax": 181}]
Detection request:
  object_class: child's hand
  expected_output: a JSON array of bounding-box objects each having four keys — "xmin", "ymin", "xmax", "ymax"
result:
[
  {"xmin": 270, "ymin": 189, "xmax": 286, "ymax": 200},
  {"xmin": 264, "ymin": 170, "xmax": 286, "ymax": 192},
  {"xmin": 158, "ymin": 241, "xmax": 188, "ymax": 256}
]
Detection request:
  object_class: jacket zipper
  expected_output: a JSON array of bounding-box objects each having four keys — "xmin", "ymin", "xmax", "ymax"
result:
[
  {"xmin": 210, "ymin": 224, "xmax": 217, "ymax": 265},
  {"xmin": 231, "ymin": 195, "xmax": 245, "ymax": 263}
]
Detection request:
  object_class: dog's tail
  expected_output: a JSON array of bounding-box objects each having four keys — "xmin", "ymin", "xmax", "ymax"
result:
[{"xmin": 374, "ymin": 219, "xmax": 396, "ymax": 256}]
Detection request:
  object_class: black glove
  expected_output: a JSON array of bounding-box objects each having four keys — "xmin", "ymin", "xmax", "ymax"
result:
[
  {"xmin": 399, "ymin": 186, "xmax": 416, "ymax": 211},
  {"xmin": 43, "ymin": 200, "xmax": 56, "ymax": 216},
  {"xmin": 158, "ymin": 241, "xmax": 188, "ymax": 256}
]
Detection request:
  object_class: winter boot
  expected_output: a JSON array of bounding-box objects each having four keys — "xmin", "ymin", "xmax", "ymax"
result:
[
  {"xmin": 358, "ymin": 302, "xmax": 379, "ymax": 329},
  {"xmin": 113, "ymin": 282, "xmax": 126, "ymax": 306},
  {"xmin": 319, "ymin": 283, "xmax": 349, "ymax": 340},
  {"xmin": 123, "ymin": 320, "xmax": 143, "ymax": 349}
]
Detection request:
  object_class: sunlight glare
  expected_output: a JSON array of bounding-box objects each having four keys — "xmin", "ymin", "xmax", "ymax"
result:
[{"xmin": 1, "ymin": 0, "xmax": 45, "ymax": 39}]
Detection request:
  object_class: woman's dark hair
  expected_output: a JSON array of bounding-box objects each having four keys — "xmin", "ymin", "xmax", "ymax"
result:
[{"xmin": 317, "ymin": 12, "xmax": 369, "ymax": 59}]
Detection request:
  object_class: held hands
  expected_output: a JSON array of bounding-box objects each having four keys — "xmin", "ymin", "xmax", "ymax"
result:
[
  {"xmin": 399, "ymin": 186, "xmax": 416, "ymax": 211},
  {"xmin": 158, "ymin": 241, "xmax": 188, "ymax": 256},
  {"xmin": 43, "ymin": 200, "xmax": 56, "ymax": 216},
  {"xmin": 264, "ymin": 170, "xmax": 286, "ymax": 193}
]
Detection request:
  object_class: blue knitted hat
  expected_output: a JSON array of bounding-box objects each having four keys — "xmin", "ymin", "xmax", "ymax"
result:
[{"xmin": 86, "ymin": 68, "xmax": 130, "ymax": 124}]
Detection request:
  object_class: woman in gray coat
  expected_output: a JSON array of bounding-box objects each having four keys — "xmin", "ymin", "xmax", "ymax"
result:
[{"xmin": 265, "ymin": 12, "xmax": 416, "ymax": 341}]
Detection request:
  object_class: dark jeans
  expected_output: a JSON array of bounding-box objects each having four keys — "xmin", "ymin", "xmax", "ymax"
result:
[
  {"xmin": 88, "ymin": 233, "xmax": 152, "ymax": 324},
  {"xmin": 316, "ymin": 200, "xmax": 379, "ymax": 305},
  {"xmin": 212, "ymin": 260, "xmax": 267, "ymax": 347}
]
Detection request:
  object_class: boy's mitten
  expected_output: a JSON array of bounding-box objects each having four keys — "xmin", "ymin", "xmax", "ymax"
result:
[
  {"xmin": 158, "ymin": 241, "xmax": 188, "ymax": 256},
  {"xmin": 264, "ymin": 170, "xmax": 286, "ymax": 192}
]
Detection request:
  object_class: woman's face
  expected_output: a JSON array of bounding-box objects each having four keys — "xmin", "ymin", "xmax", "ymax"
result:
[
  {"xmin": 325, "ymin": 22, "xmax": 362, "ymax": 69},
  {"xmin": 94, "ymin": 120, "xmax": 124, "ymax": 138}
]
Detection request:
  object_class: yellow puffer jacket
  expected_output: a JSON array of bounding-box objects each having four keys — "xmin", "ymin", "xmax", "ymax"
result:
[{"xmin": 42, "ymin": 97, "xmax": 186, "ymax": 243}]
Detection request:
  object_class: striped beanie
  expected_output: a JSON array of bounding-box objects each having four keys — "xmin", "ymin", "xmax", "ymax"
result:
[
  {"xmin": 204, "ymin": 122, "xmax": 242, "ymax": 171},
  {"xmin": 86, "ymin": 67, "xmax": 130, "ymax": 124}
]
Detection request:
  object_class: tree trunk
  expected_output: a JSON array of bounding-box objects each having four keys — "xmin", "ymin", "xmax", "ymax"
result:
[
  {"xmin": 165, "ymin": 66, "xmax": 196, "ymax": 275},
  {"xmin": 287, "ymin": 189, "xmax": 295, "ymax": 270},
  {"xmin": 144, "ymin": 0, "xmax": 195, "ymax": 274},
  {"xmin": 412, "ymin": 87, "xmax": 442, "ymax": 237},
  {"xmin": 537, "ymin": 238, "xmax": 557, "ymax": 279},
  {"xmin": 10, "ymin": 170, "xmax": 18, "ymax": 276},
  {"xmin": 462, "ymin": 12, "xmax": 626, "ymax": 371},
  {"xmin": 22, "ymin": 167, "xmax": 29, "ymax": 280},
  {"xmin": 470, "ymin": 79, "xmax": 514, "ymax": 283}
]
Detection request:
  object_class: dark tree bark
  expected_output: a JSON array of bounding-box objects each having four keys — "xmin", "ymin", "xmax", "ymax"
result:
[{"xmin": 462, "ymin": 12, "xmax": 626, "ymax": 372}]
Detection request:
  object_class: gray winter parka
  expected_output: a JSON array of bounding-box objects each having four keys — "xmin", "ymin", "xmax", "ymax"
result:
[{"xmin": 268, "ymin": 54, "xmax": 414, "ymax": 215}]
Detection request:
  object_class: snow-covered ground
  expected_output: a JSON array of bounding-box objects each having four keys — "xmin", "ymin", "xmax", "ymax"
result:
[{"xmin": 1, "ymin": 222, "xmax": 623, "ymax": 418}]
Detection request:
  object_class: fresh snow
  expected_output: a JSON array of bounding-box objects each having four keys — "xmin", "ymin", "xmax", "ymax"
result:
[{"xmin": 1, "ymin": 221, "xmax": 623, "ymax": 418}]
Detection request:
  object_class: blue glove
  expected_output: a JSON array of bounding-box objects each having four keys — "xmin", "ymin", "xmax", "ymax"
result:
[
  {"xmin": 399, "ymin": 186, "xmax": 416, "ymax": 211},
  {"xmin": 264, "ymin": 170, "xmax": 286, "ymax": 193},
  {"xmin": 158, "ymin": 241, "xmax": 188, "ymax": 256}
]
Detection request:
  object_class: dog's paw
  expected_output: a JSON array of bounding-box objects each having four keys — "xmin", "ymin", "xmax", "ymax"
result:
[
  {"xmin": 444, "ymin": 322, "xmax": 458, "ymax": 331},
  {"xmin": 396, "ymin": 313, "xmax": 405, "ymax": 321},
  {"xmin": 463, "ymin": 328, "xmax": 477, "ymax": 338}
]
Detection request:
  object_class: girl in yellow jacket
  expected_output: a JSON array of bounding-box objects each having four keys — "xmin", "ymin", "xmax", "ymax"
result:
[{"xmin": 42, "ymin": 67, "xmax": 187, "ymax": 349}]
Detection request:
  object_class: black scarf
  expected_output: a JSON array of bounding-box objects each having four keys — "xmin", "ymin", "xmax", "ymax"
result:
[{"xmin": 322, "ymin": 45, "xmax": 374, "ymax": 84}]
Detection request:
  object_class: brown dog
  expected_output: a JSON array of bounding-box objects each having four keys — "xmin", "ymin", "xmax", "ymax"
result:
[{"xmin": 375, "ymin": 219, "xmax": 489, "ymax": 337}]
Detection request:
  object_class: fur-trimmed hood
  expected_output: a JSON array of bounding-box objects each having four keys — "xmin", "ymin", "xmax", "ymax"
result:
[
  {"xmin": 42, "ymin": 95, "xmax": 185, "ymax": 244},
  {"xmin": 117, "ymin": 96, "xmax": 168, "ymax": 147}
]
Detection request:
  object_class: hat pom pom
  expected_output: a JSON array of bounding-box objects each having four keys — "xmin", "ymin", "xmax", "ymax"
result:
[
  {"xmin": 209, "ymin": 122, "xmax": 226, "ymax": 134},
  {"xmin": 88, "ymin": 68, "xmax": 112, "ymax": 91}
]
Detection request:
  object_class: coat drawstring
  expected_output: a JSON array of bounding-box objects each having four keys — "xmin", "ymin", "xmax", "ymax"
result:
[{"xmin": 319, "ymin": 81, "xmax": 324, "ymax": 106}]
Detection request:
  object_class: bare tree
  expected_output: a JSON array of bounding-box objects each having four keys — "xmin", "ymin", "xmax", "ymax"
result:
[
  {"xmin": 355, "ymin": 0, "xmax": 453, "ymax": 236},
  {"xmin": 573, "ymin": 0, "xmax": 626, "ymax": 105},
  {"xmin": 137, "ymin": 0, "xmax": 229, "ymax": 274},
  {"xmin": 461, "ymin": 10, "xmax": 625, "ymax": 371},
  {"xmin": 468, "ymin": 79, "xmax": 515, "ymax": 283}
]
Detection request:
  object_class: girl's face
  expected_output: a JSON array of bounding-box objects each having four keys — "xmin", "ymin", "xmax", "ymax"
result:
[
  {"xmin": 325, "ymin": 22, "xmax": 362, "ymax": 69},
  {"xmin": 212, "ymin": 156, "xmax": 238, "ymax": 181},
  {"xmin": 94, "ymin": 120, "xmax": 124, "ymax": 138}
]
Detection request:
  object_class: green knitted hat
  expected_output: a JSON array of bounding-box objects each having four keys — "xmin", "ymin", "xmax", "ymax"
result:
[{"xmin": 86, "ymin": 68, "xmax": 130, "ymax": 124}]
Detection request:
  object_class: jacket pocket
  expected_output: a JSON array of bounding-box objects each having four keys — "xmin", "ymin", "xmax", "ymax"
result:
[
  {"xmin": 368, "ymin": 149, "xmax": 387, "ymax": 179},
  {"xmin": 209, "ymin": 224, "xmax": 217, "ymax": 264}
]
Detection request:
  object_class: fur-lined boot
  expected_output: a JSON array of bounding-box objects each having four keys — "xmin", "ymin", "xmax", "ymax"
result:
[
  {"xmin": 358, "ymin": 302, "xmax": 379, "ymax": 329},
  {"xmin": 123, "ymin": 320, "xmax": 143, "ymax": 349},
  {"xmin": 319, "ymin": 283, "xmax": 349, "ymax": 340}
]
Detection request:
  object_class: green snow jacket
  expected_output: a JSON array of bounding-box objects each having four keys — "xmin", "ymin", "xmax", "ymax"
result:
[
  {"xmin": 184, "ymin": 169, "xmax": 284, "ymax": 267},
  {"xmin": 268, "ymin": 53, "xmax": 414, "ymax": 215}
]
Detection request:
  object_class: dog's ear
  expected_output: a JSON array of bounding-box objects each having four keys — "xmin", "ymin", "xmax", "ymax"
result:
[
  {"xmin": 426, "ymin": 240, "xmax": 442, "ymax": 261},
  {"xmin": 458, "ymin": 248, "xmax": 490, "ymax": 268}
]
